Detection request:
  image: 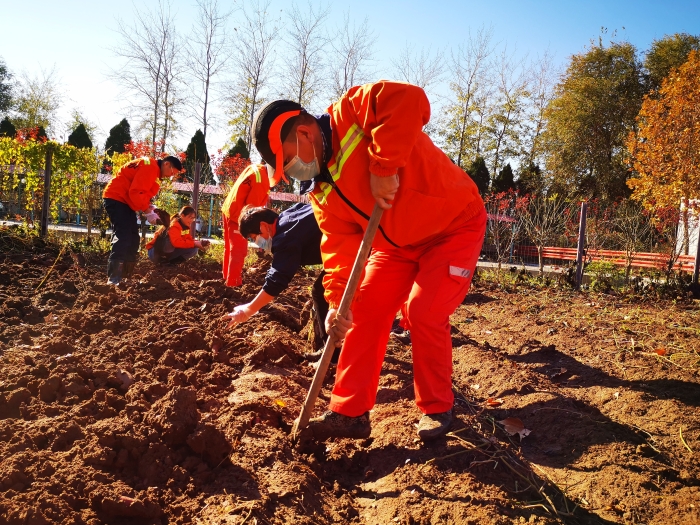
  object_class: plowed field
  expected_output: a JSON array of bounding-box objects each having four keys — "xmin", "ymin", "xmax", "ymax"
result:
[{"xmin": 1, "ymin": 231, "xmax": 699, "ymax": 525}]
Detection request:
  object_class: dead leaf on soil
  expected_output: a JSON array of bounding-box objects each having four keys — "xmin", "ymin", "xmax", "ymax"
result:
[
  {"xmin": 274, "ymin": 399, "xmax": 286, "ymax": 408},
  {"xmin": 655, "ymin": 348, "xmax": 668, "ymax": 356},
  {"xmin": 497, "ymin": 417, "xmax": 531, "ymax": 440},
  {"xmin": 486, "ymin": 398, "xmax": 504, "ymax": 406}
]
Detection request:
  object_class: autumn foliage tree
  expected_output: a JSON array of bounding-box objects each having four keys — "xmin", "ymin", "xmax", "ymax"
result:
[{"xmin": 627, "ymin": 50, "xmax": 700, "ymax": 255}]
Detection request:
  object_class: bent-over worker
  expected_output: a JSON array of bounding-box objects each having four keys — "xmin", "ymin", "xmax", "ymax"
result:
[
  {"xmin": 225, "ymin": 203, "xmax": 331, "ymax": 356},
  {"xmin": 252, "ymin": 81, "xmax": 486, "ymax": 441}
]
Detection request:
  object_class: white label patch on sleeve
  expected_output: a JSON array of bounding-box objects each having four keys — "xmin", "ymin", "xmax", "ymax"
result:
[{"xmin": 450, "ymin": 265, "xmax": 471, "ymax": 278}]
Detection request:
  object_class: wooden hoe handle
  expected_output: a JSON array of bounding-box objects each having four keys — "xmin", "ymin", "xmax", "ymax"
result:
[{"xmin": 292, "ymin": 203, "xmax": 384, "ymax": 439}]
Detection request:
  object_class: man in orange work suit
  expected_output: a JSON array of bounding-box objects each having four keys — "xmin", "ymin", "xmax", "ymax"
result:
[
  {"xmin": 252, "ymin": 81, "xmax": 486, "ymax": 441},
  {"xmin": 221, "ymin": 163, "xmax": 281, "ymax": 287},
  {"xmin": 102, "ymin": 155, "xmax": 182, "ymax": 284}
]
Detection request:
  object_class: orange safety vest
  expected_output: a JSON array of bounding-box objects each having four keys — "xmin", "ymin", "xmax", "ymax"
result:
[{"xmin": 221, "ymin": 164, "xmax": 270, "ymax": 225}]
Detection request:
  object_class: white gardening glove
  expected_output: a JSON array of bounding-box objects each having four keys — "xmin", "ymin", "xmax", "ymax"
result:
[{"xmin": 225, "ymin": 304, "xmax": 256, "ymax": 327}]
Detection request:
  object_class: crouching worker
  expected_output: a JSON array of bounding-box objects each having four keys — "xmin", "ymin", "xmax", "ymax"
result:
[
  {"xmin": 146, "ymin": 206, "xmax": 209, "ymax": 264},
  {"xmin": 102, "ymin": 155, "xmax": 183, "ymax": 284},
  {"xmin": 222, "ymin": 163, "xmax": 283, "ymax": 287},
  {"xmin": 224, "ymin": 203, "xmax": 333, "ymax": 359}
]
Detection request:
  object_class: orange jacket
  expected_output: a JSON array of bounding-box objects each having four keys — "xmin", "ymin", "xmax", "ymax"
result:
[
  {"xmin": 221, "ymin": 164, "xmax": 270, "ymax": 225},
  {"xmin": 144, "ymin": 220, "xmax": 195, "ymax": 250},
  {"xmin": 103, "ymin": 157, "xmax": 161, "ymax": 211},
  {"xmin": 309, "ymin": 81, "xmax": 484, "ymax": 307},
  {"xmin": 167, "ymin": 220, "xmax": 196, "ymax": 249}
]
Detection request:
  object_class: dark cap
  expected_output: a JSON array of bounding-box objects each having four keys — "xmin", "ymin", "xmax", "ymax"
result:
[
  {"xmin": 252, "ymin": 100, "xmax": 303, "ymax": 173},
  {"xmin": 159, "ymin": 155, "xmax": 183, "ymax": 171}
]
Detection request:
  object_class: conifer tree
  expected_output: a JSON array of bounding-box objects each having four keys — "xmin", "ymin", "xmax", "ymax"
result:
[{"xmin": 67, "ymin": 123, "xmax": 93, "ymax": 149}]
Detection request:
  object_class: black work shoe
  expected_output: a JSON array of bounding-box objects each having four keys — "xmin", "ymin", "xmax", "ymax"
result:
[
  {"xmin": 416, "ymin": 410, "xmax": 453, "ymax": 441},
  {"xmin": 307, "ymin": 410, "xmax": 371, "ymax": 440}
]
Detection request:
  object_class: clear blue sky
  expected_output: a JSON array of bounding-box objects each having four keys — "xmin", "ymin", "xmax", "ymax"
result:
[{"xmin": 2, "ymin": 0, "xmax": 699, "ymax": 153}]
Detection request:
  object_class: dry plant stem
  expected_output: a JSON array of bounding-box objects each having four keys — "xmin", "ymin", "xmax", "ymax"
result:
[
  {"xmin": 448, "ymin": 383, "xmax": 577, "ymax": 518},
  {"xmin": 35, "ymin": 244, "xmax": 67, "ymax": 291},
  {"xmin": 679, "ymin": 426, "xmax": 694, "ymax": 453}
]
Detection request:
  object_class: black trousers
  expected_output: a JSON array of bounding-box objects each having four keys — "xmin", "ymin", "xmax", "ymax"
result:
[
  {"xmin": 104, "ymin": 198, "xmax": 139, "ymax": 263},
  {"xmin": 311, "ymin": 270, "xmax": 329, "ymax": 350}
]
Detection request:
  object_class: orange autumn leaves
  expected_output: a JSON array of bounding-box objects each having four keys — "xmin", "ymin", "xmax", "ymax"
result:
[{"xmin": 627, "ymin": 50, "xmax": 700, "ymax": 211}]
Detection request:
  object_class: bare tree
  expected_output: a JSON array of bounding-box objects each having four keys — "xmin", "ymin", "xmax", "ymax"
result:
[
  {"xmin": 612, "ymin": 200, "xmax": 653, "ymax": 282},
  {"xmin": 12, "ymin": 67, "xmax": 62, "ymax": 135},
  {"xmin": 186, "ymin": 0, "xmax": 231, "ymax": 142},
  {"xmin": 160, "ymin": 32, "xmax": 185, "ymax": 151},
  {"xmin": 112, "ymin": 1, "xmax": 181, "ymax": 151},
  {"xmin": 391, "ymin": 43, "xmax": 444, "ymax": 93},
  {"xmin": 484, "ymin": 47, "xmax": 529, "ymax": 178},
  {"xmin": 228, "ymin": 0, "xmax": 279, "ymax": 153},
  {"xmin": 485, "ymin": 191, "xmax": 522, "ymax": 270},
  {"xmin": 520, "ymin": 194, "xmax": 570, "ymax": 275},
  {"xmin": 283, "ymin": 1, "xmax": 330, "ymax": 109},
  {"xmin": 441, "ymin": 26, "xmax": 494, "ymax": 168},
  {"xmin": 522, "ymin": 51, "xmax": 556, "ymax": 167},
  {"xmin": 329, "ymin": 12, "xmax": 376, "ymax": 99}
]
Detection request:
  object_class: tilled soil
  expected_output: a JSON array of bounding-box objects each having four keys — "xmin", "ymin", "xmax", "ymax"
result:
[{"xmin": 1, "ymin": 233, "xmax": 699, "ymax": 525}]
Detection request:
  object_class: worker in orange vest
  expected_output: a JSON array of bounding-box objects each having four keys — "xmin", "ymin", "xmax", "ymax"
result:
[
  {"xmin": 252, "ymin": 82, "xmax": 486, "ymax": 441},
  {"xmin": 102, "ymin": 155, "xmax": 182, "ymax": 284},
  {"xmin": 221, "ymin": 163, "xmax": 283, "ymax": 287}
]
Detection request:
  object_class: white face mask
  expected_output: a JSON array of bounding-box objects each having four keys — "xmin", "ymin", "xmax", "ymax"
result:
[
  {"xmin": 255, "ymin": 235, "xmax": 272, "ymax": 254},
  {"xmin": 284, "ymin": 135, "xmax": 320, "ymax": 181}
]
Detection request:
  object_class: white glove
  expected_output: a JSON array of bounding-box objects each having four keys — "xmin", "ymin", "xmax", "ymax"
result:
[{"xmin": 226, "ymin": 304, "xmax": 256, "ymax": 327}]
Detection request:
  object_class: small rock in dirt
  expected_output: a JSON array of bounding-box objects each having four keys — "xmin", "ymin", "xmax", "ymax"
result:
[
  {"xmin": 116, "ymin": 369, "xmax": 133, "ymax": 391},
  {"xmin": 143, "ymin": 386, "xmax": 199, "ymax": 446}
]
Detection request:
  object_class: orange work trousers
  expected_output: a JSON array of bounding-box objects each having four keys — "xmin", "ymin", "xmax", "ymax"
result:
[
  {"xmin": 222, "ymin": 216, "xmax": 248, "ymax": 287},
  {"xmin": 329, "ymin": 207, "xmax": 486, "ymax": 417}
]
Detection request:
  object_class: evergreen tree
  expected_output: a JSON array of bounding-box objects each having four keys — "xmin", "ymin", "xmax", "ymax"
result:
[
  {"xmin": 67, "ymin": 123, "xmax": 93, "ymax": 149},
  {"xmin": 0, "ymin": 116, "xmax": 15, "ymax": 137},
  {"xmin": 227, "ymin": 137, "xmax": 250, "ymax": 159},
  {"xmin": 104, "ymin": 118, "xmax": 132, "ymax": 153},
  {"xmin": 184, "ymin": 129, "xmax": 212, "ymax": 182},
  {"xmin": 492, "ymin": 163, "xmax": 515, "ymax": 193},
  {"xmin": 466, "ymin": 156, "xmax": 490, "ymax": 195},
  {"xmin": 516, "ymin": 163, "xmax": 544, "ymax": 196}
]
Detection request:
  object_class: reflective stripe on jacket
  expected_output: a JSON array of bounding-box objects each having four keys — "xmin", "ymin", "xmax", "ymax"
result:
[
  {"xmin": 103, "ymin": 157, "xmax": 161, "ymax": 211},
  {"xmin": 309, "ymin": 81, "xmax": 484, "ymax": 308},
  {"xmin": 221, "ymin": 164, "xmax": 270, "ymax": 224}
]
